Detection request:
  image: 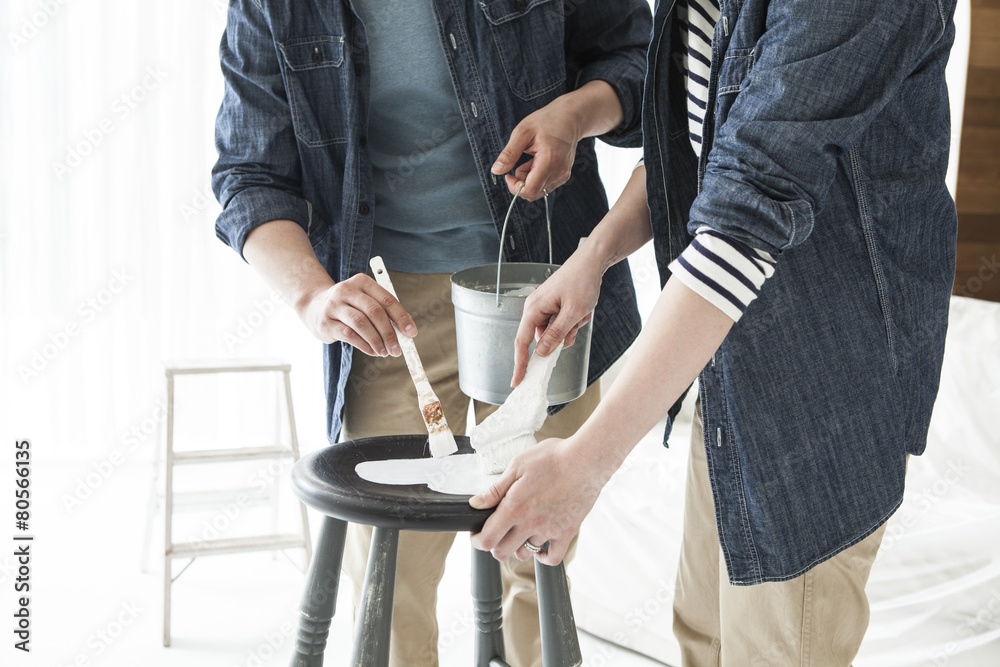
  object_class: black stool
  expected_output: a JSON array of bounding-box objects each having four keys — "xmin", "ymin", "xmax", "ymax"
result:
[{"xmin": 288, "ymin": 435, "xmax": 583, "ymax": 667}]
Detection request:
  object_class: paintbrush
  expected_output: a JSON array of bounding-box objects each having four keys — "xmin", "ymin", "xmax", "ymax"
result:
[{"xmin": 370, "ymin": 256, "xmax": 458, "ymax": 458}]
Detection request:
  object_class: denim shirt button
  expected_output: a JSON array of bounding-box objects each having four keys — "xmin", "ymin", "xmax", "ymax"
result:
[
  {"xmin": 515, "ymin": 0, "xmax": 527, "ymax": 10},
  {"xmin": 358, "ymin": 203, "xmax": 370, "ymax": 216},
  {"xmin": 354, "ymin": 64, "xmax": 364, "ymax": 76},
  {"xmin": 359, "ymin": 136, "xmax": 368, "ymax": 148}
]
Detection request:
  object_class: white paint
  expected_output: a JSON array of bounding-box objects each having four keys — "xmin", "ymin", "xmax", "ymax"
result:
[
  {"xmin": 502, "ymin": 285, "xmax": 538, "ymax": 297},
  {"xmin": 355, "ymin": 453, "xmax": 499, "ymax": 496},
  {"xmin": 471, "ymin": 343, "xmax": 563, "ymax": 474}
]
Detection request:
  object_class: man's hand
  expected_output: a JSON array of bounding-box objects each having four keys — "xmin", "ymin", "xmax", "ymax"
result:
[
  {"xmin": 243, "ymin": 219, "xmax": 418, "ymax": 356},
  {"xmin": 298, "ymin": 273, "xmax": 417, "ymax": 357},
  {"xmin": 491, "ymin": 80, "xmax": 624, "ymax": 202},
  {"xmin": 491, "ymin": 101, "xmax": 581, "ymax": 202}
]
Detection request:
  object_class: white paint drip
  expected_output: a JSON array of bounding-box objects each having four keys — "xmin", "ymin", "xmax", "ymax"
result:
[
  {"xmin": 471, "ymin": 343, "xmax": 563, "ymax": 474},
  {"xmin": 355, "ymin": 453, "xmax": 499, "ymax": 496}
]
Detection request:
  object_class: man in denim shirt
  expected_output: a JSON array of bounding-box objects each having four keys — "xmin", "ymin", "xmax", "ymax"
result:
[
  {"xmin": 212, "ymin": 1, "xmax": 651, "ymax": 665},
  {"xmin": 472, "ymin": 0, "xmax": 959, "ymax": 664}
]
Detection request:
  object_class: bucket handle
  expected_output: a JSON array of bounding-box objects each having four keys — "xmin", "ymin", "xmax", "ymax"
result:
[{"xmin": 495, "ymin": 183, "xmax": 552, "ymax": 306}]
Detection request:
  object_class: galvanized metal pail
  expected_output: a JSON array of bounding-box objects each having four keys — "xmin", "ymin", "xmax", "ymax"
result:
[
  {"xmin": 450, "ymin": 188, "xmax": 592, "ymax": 405},
  {"xmin": 450, "ymin": 263, "xmax": 592, "ymax": 405}
]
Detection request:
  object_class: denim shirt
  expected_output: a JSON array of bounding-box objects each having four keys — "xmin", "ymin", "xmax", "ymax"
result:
[
  {"xmin": 213, "ymin": 0, "xmax": 651, "ymax": 442},
  {"xmin": 644, "ymin": 0, "xmax": 958, "ymax": 584}
]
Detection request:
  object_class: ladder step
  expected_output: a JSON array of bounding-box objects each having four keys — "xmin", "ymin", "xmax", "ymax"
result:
[
  {"xmin": 172, "ymin": 487, "xmax": 277, "ymax": 510},
  {"xmin": 165, "ymin": 359, "xmax": 291, "ymax": 375},
  {"xmin": 168, "ymin": 534, "xmax": 307, "ymax": 558},
  {"xmin": 172, "ymin": 446, "xmax": 294, "ymax": 464}
]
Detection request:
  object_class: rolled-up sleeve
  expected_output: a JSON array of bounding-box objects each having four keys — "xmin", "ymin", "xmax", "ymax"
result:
[
  {"xmin": 690, "ymin": 0, "xmax": 948, "ymax": 256},
  {"xmin": 565, "ymin": 0, "xmax": 652, "ymax": 148},
  {"xmin": 211, "ymin": 0, "xmax": 311, "ymax": 259}
]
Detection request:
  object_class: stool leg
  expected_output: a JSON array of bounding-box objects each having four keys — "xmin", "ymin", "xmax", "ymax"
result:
[
  {"xmin": 290, "ymin": 516, "xmax": 348, "ymax": 667},
  {"xmin": 471, "ymin": 547, "xmax": 509, "ymax": 667},
  {"xmin": 350, "ymin": 526, "xmax": 399, "ymax": 667},
  {"xmin": 535, "ymin": 560, "xmax": 583, "ymax": 667}
]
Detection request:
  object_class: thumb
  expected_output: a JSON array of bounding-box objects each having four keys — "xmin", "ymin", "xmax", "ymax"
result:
[
  {"xmin": 493, "ymin": 125, "xmax": 530, "ymax": 174},
  {"xmin": 469, "ymin": 474, "xmax": 514, "ymax": 510}
]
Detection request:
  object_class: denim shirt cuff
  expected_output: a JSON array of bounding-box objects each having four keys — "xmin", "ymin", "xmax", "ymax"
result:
[
  {"xmin": 575, "ymin": 64, "xmax": 643, "ymax": 148},
  {"xmin": 215, "ymin": 186, "xmax": 312, "ymax": 261}
]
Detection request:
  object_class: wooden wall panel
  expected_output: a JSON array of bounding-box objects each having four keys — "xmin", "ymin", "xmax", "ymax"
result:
[{"xmin": 954, "ymin": 0, "xmax": 1000, "ymax": 302}]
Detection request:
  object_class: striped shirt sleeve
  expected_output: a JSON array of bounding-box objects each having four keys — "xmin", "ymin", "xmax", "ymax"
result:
[{"xmin": 668, "ymin": 226, "xmax": 776, "ymax": 321}]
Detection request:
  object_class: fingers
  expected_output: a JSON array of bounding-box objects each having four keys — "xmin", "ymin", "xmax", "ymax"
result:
[
  {"xmin": 469, "ymin": 473, "xmax": 513, "ymax": 510},
  {"xmin": 492, "ymin": 125, "xmax": 530, "ymax": 179},
  {"xmin": 533, "ymin": 308, "xmax": 578, "ymax": 357},
  {"xmin": 563, "ymin": 313, "xmax": 591, "ymax": 349},
  {"xmin": 311, "ymin": 274, "xmax": 419, "ymax": 356},
  {"xmin": 517, "ymin": 152, "xmax": 553, "ymax": 201},
  {"xmin": 512, "ymin": 305, "xmax": 550, "ymax": 387}
]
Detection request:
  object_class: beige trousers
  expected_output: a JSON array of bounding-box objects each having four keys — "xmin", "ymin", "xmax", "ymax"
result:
[
  {"xmin": 672, "ymin": 402, "xmax": 887, "ymax": 666},
  {"xmin": 341, "ymin": 270, "xmax": 598, "ymax": 667}
]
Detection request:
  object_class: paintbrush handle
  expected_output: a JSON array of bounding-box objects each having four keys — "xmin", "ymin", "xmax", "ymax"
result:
[{"xmin": 369, "ymin": 256, "xmax": 436, "ymax": 402}]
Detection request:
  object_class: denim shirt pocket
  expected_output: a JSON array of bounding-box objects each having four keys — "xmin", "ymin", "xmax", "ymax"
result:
[
  {"xmin": 714, "ymin": 46, "xmax": 754, "ymax": 128},
  {"xmin": 479, "ymin": 0, "xmax": 566, "ymax": 101},
  {"xmin": 278, "ymin": 36, "xmax": 349, "ymax": 148}
]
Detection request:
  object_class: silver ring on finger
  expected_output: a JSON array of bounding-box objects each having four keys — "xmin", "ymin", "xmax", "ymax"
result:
[{"xmin": 523, "ymin": 540, "xmax": 544, "ymax": 554}]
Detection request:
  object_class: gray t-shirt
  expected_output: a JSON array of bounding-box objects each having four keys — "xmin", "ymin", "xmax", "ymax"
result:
[{"xmin": 353, "ymin": 0, "xmax": 499, "ymax": 274}]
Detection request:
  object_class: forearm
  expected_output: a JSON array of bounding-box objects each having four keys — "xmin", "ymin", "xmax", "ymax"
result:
[
  {"xmin": 572, "ymin": 276, "xmax": 733, "ymax": 483},
  {"xmin": 242, "ymin": 219, "xmax": 334, "ymax": 317},
  {"xmin": 575, "ymin": 165, "xmax": 651, "ymax": 274}
]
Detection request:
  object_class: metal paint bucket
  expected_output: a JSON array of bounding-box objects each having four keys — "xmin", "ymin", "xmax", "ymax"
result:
[{"xmin": 450, "ymin": 189, "xmax": 592, "ymax": 405}]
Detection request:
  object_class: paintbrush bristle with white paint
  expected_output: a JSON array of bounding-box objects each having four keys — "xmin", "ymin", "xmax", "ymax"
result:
[
  {"xmin": 370, "ymin": 256, "xmax": 458, "ymax": 458},
  {"xmin": 470, "ymin": 342, "xmax": 564, "ymax": 474}
]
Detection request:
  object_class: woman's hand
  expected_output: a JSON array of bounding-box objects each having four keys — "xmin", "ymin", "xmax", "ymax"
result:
[
  {"xmin": 469, "ymin": 436, "xmax": 612, "ymax": 565},
  {"xmin": 297, "ymin": 273, "xmax": 417, "ymax": 357},
  {"xmin": 511, "ymin": 243, "xmax": 605, "ymax": 386}
]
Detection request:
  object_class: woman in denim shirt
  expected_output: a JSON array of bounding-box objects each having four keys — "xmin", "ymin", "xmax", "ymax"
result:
[
  {"xmin": 473, "ymin": 0, "xmax": 959, "ymax": 664},
  {"xmin": 212, "ymin": 1, "xmax": 651, "ymax": 665}
]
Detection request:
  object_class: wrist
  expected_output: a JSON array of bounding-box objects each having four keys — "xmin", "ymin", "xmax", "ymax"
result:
[
  {"xmin": 558, "ymin": 80, "xmax": 624, "ymax": 140},
  {"xmin": 291, "ymin": 276, "xmax": 333, "ymax": 320}
]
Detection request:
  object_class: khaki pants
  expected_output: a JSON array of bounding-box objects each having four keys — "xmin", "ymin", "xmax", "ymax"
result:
[
  {"xmin": 341, "ymin": 270, "xmax": 598, "ymax": 667},
  {"xmin": 673, "ymin": 401, "xmax": 887, "ymax": 666}
]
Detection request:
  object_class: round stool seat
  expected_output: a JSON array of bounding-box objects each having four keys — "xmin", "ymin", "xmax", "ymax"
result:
[{"xmin": 291, "ymin": 434, "xmax": 494, "ymax": 533}]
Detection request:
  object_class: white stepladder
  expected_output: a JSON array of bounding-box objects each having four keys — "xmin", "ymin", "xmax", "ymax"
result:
[{"xmin": 160, "ymin": 359, "xmax": 312, "ymax": 647}]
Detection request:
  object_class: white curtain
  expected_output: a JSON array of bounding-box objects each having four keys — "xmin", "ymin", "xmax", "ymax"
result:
[{"xmin": 1, "ymin": 0, "xmax": 331, "ymax": 462}]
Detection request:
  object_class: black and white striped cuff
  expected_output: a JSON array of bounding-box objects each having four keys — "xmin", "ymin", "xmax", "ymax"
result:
[{"xmin": 668, "ymin": 227, "xmax": 776, "ymax": 321}]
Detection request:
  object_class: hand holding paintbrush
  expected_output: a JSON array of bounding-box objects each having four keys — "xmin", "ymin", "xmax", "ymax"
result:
[{"xmin": 369, "ymin": 256, "xmax": 458, "ymax": 458}]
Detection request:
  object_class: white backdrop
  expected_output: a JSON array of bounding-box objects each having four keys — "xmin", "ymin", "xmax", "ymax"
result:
[{"xmin": 0, "ymin": 0, "xmax": 978, "ymax": 665}]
